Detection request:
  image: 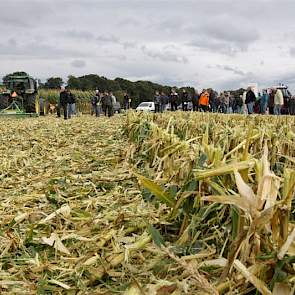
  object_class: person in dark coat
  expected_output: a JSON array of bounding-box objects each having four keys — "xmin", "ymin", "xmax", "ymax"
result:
[
  {"xmin": 101, "ymin": 92, "xmax": 107, "ymax": 116},
  {"xmin": 268, "ymin": 89, "xmax": 275, "ymax": 115},
  {"xmin": 289, "ymin": 96, "xmax": 295, "ymax": 115},
  {"xmin": 124, "ymin": 92, "xmax": 131, "ymax": 110},
  {"xmin": 91, "ymin": 90, "xmax": 100, "ymax": 117},
  {"xmin": 154, "ymin": 91, "xmax": 161, "ymax": 113},
  {"xmin": 170, "ymin": 88, "xmax": 178, "ymax": 111},
  {"xmin": 254, "ymin": 93, "xmax": 261, "ymax": 114},
  {"xmin": 191, "ymin": 89, "xmax": 199, "ymax": 111},
  {"xmin": 181, "ymin": 89, "xmax": 189, "ymax": 111},
  {"xmin": 209, "ymin": 89, "xmax": 217, "ymax": 112},
  {"xmin": 58, "ymin": 86, "xmax": 69, "ymax": 120},
  {"xmin": 160, "ymin": 91, "xmax": 168, "ymax": 112},
  {"xmin": 245, "ymin": 87, "xmax": 256, "ymax": 114},
  {"xmin": 67, "ymin": 88, "xmax": 76, "ymax": 118},
  {"xmin": 104, "ymin": 91, "xmax": 114, "ymax": 117},
  {"xmin": 233, "ymin": 95, "xmax": 243, "ymax": 114}
]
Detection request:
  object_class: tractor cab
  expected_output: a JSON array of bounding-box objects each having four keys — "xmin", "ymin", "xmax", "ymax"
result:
[{"xmin": 0, "ymin": 73, "xmax": 39, "ymax": 116}]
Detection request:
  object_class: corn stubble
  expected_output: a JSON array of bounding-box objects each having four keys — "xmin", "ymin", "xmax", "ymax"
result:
[
  {"xmin": 0, "ymin": 112, "xmax": 294, "ymax": 294},
  {"xmin": 126, "ymin": 111, "xmax": 295, "ymax": 294}
]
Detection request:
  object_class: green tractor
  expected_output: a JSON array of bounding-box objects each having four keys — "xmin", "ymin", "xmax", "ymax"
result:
[{"xmin": 0, "ymin": 73, "xmax": 42, "ymax": 117}]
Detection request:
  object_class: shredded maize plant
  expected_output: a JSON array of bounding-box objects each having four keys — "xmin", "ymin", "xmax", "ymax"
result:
[
  {"xmin": 125, "ymin": 111, "xmax": 295, "ymax": 294},
  {"xmin": 0, "ymin": 113, "xmax": 294, "ymax": 294}
]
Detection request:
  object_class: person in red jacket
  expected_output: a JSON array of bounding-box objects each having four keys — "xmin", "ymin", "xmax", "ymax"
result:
[{"xmin": 199, "ymin": 89, "xmax": 209, "ymax": 112}]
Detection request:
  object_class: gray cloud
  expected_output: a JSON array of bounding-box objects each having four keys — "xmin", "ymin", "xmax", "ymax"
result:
[
  {"xmin": 0, "ymin": 16, "xmax": 30, "ymax": 28},
  {"xmin": 141, "ymin": 45, "xmax": 188, "ymax": 64},
  {"xmin": 96, "ymin": 35, "xmax": 120, "ymax": 43},
  {"xmin": 188, "ymin": 20, "xmax": 259, "ymax": 55},
  {"xmin": 0, "ymin": 39, "xmax": 90, "ymax": 59},
  {"xmin": 117, "ymin": 18, "xmax": 141, "ymax": 27},
  {"xmin": 0, "ymin": 1, "xmax": 54, "ymax": 27},
  {"xmin": 71, "ymin": 60, "xmax": 86, "ymax": 68},
  {"xmin": 62, "ymin": 30, "xmax": 94, "ymax": 41},
  {"xmin": 215, "ymin": 65, "xmax": 251, "ymax": 76},
  {"xmin": 122, "ymin": 41, "xmax": 137, "ymax": 50}
]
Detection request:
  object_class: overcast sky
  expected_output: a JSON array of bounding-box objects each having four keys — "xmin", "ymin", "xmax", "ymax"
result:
[{"xmin": 1, "ymin": 0, "xmax": 295, "ymax": 91}]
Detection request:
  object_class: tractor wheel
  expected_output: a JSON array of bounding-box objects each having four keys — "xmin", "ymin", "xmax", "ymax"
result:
[
  {"xmin": 0, "ymin": 95, "xmax": 9, "ymax": 110},
  {"xmin": 25, "ymin": 94, "xmax": 36, "ymax": 113}
]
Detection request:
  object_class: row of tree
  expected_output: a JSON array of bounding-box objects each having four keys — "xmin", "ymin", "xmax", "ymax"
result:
[{"xmin": 41, "ymin": 74, "xmax": 196, "ymax": 107}]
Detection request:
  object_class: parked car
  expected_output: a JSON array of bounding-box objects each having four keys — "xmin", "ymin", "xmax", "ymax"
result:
[
  {"xmin": 113, "ymin": 101, "xmax": 121, "ymax": 113},
  {"xmin": 136, "ymin": 102, "xmax": 155, "ymax": 112}
]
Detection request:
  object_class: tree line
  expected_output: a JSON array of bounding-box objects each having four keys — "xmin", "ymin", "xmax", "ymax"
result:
[{"xmin": 40, "ymin": 75, "xmax": 195, "ymax": 107}]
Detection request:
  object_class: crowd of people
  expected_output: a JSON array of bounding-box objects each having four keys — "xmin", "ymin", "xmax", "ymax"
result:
[
  {"xmin": 153, "ymin": 87, "xmax": 295, "ymax": 115},
  {"xmin": 90, "ymin": 90, "xmax": 120, "ymax": 117},
  {"xmin": 58, "ymin": 88, "xmax": 124, "ymax": 119},
  {"xmin": 57, "ymin": 85, "xmax": 295, "ymax": 120}
]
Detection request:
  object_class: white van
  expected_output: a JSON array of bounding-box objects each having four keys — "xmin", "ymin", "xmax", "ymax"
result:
[{"xmin": 136, "ymin": 102, "xmax": 155, "ymax": 112}]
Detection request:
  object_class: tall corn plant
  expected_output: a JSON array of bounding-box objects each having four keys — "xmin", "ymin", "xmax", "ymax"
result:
[{"xmin": 39, "ymin": 89, "xmax": 95, "ymax": 113}]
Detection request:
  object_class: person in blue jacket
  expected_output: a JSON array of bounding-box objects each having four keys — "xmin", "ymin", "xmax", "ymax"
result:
[{"xmin": 260, "ymin": 89, "xmax": 269, "ymax": 114}]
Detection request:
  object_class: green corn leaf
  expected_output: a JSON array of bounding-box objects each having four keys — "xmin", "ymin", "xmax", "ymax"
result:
[
  {"xmin": 134, "ymin": 172, "xmax": 176, "ymax": 207},
  {"xmin": 147, "ymin": 224, "xmax": 165, "ymax": 248}
]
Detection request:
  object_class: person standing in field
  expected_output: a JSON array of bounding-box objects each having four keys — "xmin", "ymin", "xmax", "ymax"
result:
[
  {"xmin": 289, "ymin": 95, "xmax": 295, "ymax": 115},
  {"xmin": 124, "ymin": 92, "xmax": 131, "ymax": 110},
  {"xmin": 154, "ymin": 91, "xmax": 161, "ymax": 113},
  {"xmin": 245, "ymin": 87, "xmax": 256, "ymax": 114},
  {"xmin": 104, "ymin": 91, "xmax": 114, "ymax": 117},
  {"xmin": 268, "ymin": 88, "xmax": 275, "ymax": 115},
  {"xmin": 67, "ymin": 88, "xmax": 76, "ymax": 118},
  {"xmin": 222, "ymin": 92, "xmax": 230, "ymax": 113},
  {"xmin": 260, "ymin": 89, "xmax": 269, "ymax": 114},
  {"xmin": 160, "ymin": 91, "xmax": 168, "ymax": 112},
  {"xmin": 110, "ymin": 91, "xmax": 117, "ymax": 107},
  {"xmin": 215, "ymin": 93, "xmax": 222, "ymax": 112},
  {"xmin": 242, "ymin": 89, "xmax": 247, "ymax": 114},
  {"xmin": 101, "ymin": 92, "xmax": 107, "ymax": 116},
  {"xmin": 199, "ymin": 89, "xmax": 209, "ymax": 112},
  {"xmin": 235, "ymin": 95, "xmax": 244, "ymax": 114},
  {"xmin": 192, "ymin": 89, "xmax": 199, "ymax": 111},
  {"xmin": 181, "ymin": 89, "xmax": 189, "ymax": 111},
  {"xmin": 254, "ymin": 92, "xmax": 261, "ymax": 114},
  {"xmin": 91, "ymin": 90, "xmax": 100, "ymax": 117},
  {"xmin": 58, "ymin": 86, "xmax": 69, "ymax": 120},
  {"xmin": 209, "ymin": 89, "xmax": 217, "ymax": 112},
  {"xmin": 170, "ymin": 88, "xmax": 178, "ymax": 111},
  {"xmin": 229, "ymin": 93, "xmax": 235, "ymax": 113},
  {"xmin": 274, "ymin": 88, "xmax": 284, "ymax": 115}
]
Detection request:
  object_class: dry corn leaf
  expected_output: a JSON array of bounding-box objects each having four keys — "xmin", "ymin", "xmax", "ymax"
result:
[
  {"xmin": 48, "ymin": 279, "xmax": 71, "ymax": 290},
  {"xmin": 39, "ymin": 204, "xmax": 71, "ymax": 224},
  {"xmin": 41, "ymin": 233, "xmax": 71, "ymax": 255},
  {"xmin": 233, "ymin": 260, "xmax": 272, "ymax": 295},
  {"xmin": 277, "ymin": 228, "xmax": 295, "ymax": 260}
]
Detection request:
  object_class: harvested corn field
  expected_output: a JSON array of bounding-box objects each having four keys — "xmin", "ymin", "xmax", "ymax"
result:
[
  {"xmin": 0, "ymin": 113, "xmax": 295, "ymax": 294},
  {"xmin": 0, "ymin": 115, "xmax": 153, "ymax": 294}
]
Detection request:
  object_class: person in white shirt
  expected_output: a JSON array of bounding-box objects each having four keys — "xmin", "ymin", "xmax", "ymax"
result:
[{"xmin": 274, "ymin": 89, "xmax": 284, "ymax": 115}]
